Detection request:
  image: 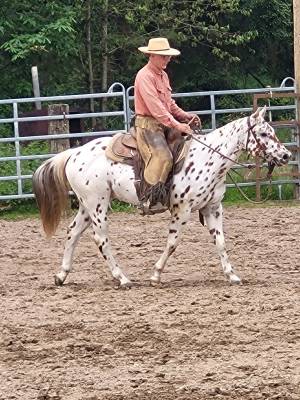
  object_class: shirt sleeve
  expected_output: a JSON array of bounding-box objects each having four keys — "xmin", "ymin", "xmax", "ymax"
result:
[
  {"xmin": 164, "ymin": 73, "xmax": 191, "ymax": 122},
  {"xmin": 170, "ymin": 98, "xmax": 192, "ymax": 122},
  {"xmin": 136, "ymin": 73, "xmax": 181, "ymax": 128}
]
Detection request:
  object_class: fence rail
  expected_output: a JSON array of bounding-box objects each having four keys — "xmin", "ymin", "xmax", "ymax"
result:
[{"xmin": 0, "ymin": 79, "xmax": 299, "ymax": 201}]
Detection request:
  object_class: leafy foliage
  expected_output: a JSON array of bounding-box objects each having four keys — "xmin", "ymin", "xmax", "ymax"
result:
[{"xmin": 0, "ymin": 0, "xmax": 293, "ymax": 99}]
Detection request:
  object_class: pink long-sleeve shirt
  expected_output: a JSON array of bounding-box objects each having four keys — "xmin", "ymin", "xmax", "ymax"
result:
[{"xmin": 134, "ymin": 60, "xmax": 191, "ymax": 128}]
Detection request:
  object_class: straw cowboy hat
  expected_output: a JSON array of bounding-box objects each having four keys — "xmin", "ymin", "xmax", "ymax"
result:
[{"xmin": 138, "ymin": 37, "xmax": 180, "ymax": 56}]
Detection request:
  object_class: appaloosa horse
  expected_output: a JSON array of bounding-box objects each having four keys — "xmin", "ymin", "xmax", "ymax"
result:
[{"xmin": 33, "ymin": 107, "xmax": 290, "ymax": 288}]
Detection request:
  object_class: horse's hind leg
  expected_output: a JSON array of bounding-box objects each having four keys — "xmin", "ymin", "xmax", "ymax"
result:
[
  {"xmin": 89, "ymin": 198, "xmax": 132, "ymax": 289},
  {"xmin": 150, "ymin": 204, "xmax": 191, "ymax": 285},
  {"xmin": 203, "ymin": 204, "xmax": 241, "ymax": 284},
  {"xmin": 55, "ymin": 204, "xmax": 91, "ymax": 286}
]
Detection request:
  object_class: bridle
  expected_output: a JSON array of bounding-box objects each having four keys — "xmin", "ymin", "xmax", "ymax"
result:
[
  {"xmin": 190, "ymin": 117, "xmax": 275, "ymax": 204},
  {"xmin": 191, "ymin": 117, "xmax": 268, "ymax": 170},
  {"xmin": 245, "ymin": 116, "xmax": 267, "ymax": 154}
]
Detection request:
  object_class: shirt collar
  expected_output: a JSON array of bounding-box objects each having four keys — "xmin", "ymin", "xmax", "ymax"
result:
[{"xmin": 147, "ymin": 59, "xmax": 163, "ymax": 76}]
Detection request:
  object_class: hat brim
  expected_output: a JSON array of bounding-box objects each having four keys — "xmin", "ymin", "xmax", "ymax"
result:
[{"xmin": 138, "ymin": 46, "xmax": 180, "ymax": 56}]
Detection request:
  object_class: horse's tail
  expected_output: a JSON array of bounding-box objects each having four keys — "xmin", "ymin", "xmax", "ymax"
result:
[{"xmin": 32, "ymin": 148, "xmax": 74, "ymax": 237}]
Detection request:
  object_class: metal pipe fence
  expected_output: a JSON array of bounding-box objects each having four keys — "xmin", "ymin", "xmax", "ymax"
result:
[{"xmin": 0, "ymin": 80, "xmax": 299, "ymax": 201}]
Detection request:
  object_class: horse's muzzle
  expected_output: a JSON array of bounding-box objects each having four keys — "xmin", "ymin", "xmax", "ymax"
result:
[{"xmin": 274, "ymin": 150, "xmax": 291, "ymax": 166}]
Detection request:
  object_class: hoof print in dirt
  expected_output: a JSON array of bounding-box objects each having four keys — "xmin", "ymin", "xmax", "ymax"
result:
[{"xmin": 149, "ymin": 279, "xmax": 161, "ymax": 287}]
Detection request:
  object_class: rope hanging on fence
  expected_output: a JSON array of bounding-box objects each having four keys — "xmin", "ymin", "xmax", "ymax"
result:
[{"xmin": 227, "ymin": 170, "xmax": 273, "ymax": 204}]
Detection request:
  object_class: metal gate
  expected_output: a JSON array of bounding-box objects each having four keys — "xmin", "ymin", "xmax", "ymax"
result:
[
  {"xmin": 0, "ymin": 80, "xmax": 299, "ymax": 201},
  {"xmin": 0, "ymin": 83, "xmax": 127, "ymax": 200}
]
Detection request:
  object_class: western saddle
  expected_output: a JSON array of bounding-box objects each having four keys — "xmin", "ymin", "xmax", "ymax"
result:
[{"xmin": 105, "ymin": 127, "xmax": 191, "ymax": 214}]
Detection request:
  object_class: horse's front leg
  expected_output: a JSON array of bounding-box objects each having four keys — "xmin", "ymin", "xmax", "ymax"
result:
[
  {"xmin": 150, "ymin": 205, "xmax": 191, "ymax": 285},
  {"xmin": 203, "ymin": 204, "xmax": 241, "ymax": 284}
]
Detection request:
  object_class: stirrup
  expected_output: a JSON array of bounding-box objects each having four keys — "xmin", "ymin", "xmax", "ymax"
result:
[
  {"xmin": 149, "ymin": 202, "xmax": 168, "ymax": 214},
  {"xmin": 137, "ymin": 201, "xmax": 168, "ymax": 216}
]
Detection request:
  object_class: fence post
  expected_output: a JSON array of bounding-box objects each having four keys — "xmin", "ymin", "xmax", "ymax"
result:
[
  {"xmin": 255, "ymin": 156, "xmax": 261, "ymax": 201},
  {"xmin": 31, "ymin": 66, "xmax": 42, "ymax": 110},
  {"xmin": 294, "ymin": 0, "xmax": 300, "ymax": 200},
  {"xmin": 48, "ymin": 104, "xmax": 70, "ymax": 153},
  {"xmin": 252, "ymin": 96, "xmax": 261, "ymax": 201},
  {"xmin": 13, "ymin": 102, "xmax": 23, "ymax": 198}
]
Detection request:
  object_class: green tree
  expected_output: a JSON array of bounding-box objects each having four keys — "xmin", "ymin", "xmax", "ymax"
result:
[{"xmin": 0, "ymin": 0, "xmax": 293, "ymax": 100}]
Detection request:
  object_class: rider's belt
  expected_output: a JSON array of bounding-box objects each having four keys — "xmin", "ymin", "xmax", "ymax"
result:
[{"xmin": 135, "ymin": 115, "xmax": 164, "ymax": 131}]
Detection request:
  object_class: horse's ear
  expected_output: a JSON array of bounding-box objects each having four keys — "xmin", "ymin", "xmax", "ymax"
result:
[
  {"xmin": 251, "ymin": 108, "xmax": 260, "ymax": 119},
  {"xmin": 251, "ymin": 106, "xmax": 266, "ymax": 120},
  {"xmin": 259, "ymin": 105, "xmax": 267, "ymax": 119}
]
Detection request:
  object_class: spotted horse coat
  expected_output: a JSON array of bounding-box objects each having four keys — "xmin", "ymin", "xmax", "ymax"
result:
[{"xmin": 33, "ymin": 107, "xmax": 290, "ymax": 288}]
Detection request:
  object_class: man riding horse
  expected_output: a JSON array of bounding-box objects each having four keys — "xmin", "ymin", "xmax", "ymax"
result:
[{"xmin": 134, "ymin": 37, "xmax": 201, "ymax": 214}]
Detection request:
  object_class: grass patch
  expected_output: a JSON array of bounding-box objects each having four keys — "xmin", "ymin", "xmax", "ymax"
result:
[
  {"xmin": 0, "ymin": 199, "xmax": 39, "ymax": 220},
  {"xmin": 223, "ymin": 185, "xmax": 295, "ymax": 202},
  {"xmin": 223, "ymin": 199, "xmax": 300, "ymax": 208},
  {"xmin": 0, "ymin": 140, "xmax": 51, "ymax": 195},
  {"xmin": 0, "ymin": 198, "xmax": 135, "ymax": 220},
  {"xmin": 110, "ymin": 200, "xmax": 135, "ymax": 213}
]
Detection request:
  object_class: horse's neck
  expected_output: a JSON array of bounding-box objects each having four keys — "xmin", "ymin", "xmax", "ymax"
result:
[{"xmin": 201, "ymin": 118, "xmax": 247, "ymax": 164}]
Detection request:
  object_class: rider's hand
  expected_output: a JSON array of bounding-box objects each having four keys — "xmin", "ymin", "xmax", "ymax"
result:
[
  {"xmin": 188, "ymin": 114, "xmax": 202, "ymax": 129},
  {"xmin": 175, "ymin": 122, "xmax": 193, "ymax": 136}
]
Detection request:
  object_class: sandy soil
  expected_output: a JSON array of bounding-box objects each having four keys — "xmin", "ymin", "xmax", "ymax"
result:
[{"xmin": 0, "ymin": 205, "xmax": 299, "ymax": 400}]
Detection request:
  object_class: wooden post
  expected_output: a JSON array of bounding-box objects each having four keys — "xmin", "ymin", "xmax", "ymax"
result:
[
  {"xmin": 293, "ymin": 0, "xmax": 300, "ymax": 199},
  {"xmin": 31, "ymin": 66, "xmax": 42, "ymax": 110},
  {"xmin": 294, "ymin": 0, "xmax": 300, "ymax": 110},
  {"xmin": 48, "ymin": 104, "xmax": 70, "ymax": 153}
]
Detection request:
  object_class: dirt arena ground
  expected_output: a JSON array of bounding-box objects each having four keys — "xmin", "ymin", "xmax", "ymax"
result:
[{"xmin": 0, "ymin": 205, "xmax": 299, "ymax": 400}]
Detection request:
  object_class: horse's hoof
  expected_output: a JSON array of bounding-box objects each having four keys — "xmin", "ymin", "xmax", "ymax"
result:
[
  {"xmin": 229, "ymin": 275, "xmax": 242, "ymax": 285},
  {"xmin": 149, "ymin": 277, "xmax": 161, "ymax": 287},
  {"xmin": 114, "ymin": 281, "xmax": 133, "ymax": 290},
  {"xmin": 54, "ymin": 275, "xmax": 64, "ymax": 286}
]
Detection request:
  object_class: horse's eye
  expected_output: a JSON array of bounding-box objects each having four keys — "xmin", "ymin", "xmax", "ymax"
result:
[{"xmin": 261, "ymin": 132, "xmax": 268, "ymax": 137}]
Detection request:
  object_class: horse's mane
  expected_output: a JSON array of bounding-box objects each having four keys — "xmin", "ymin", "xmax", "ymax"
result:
[{"xmin": 206, "ymin": 116, "xmax": 246, "ymax": 137}]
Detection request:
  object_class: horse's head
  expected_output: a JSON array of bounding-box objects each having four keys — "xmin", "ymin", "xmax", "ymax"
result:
[{"xmin": 245, "ymin": 106, "xmax": 291, "ymax": 166}]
